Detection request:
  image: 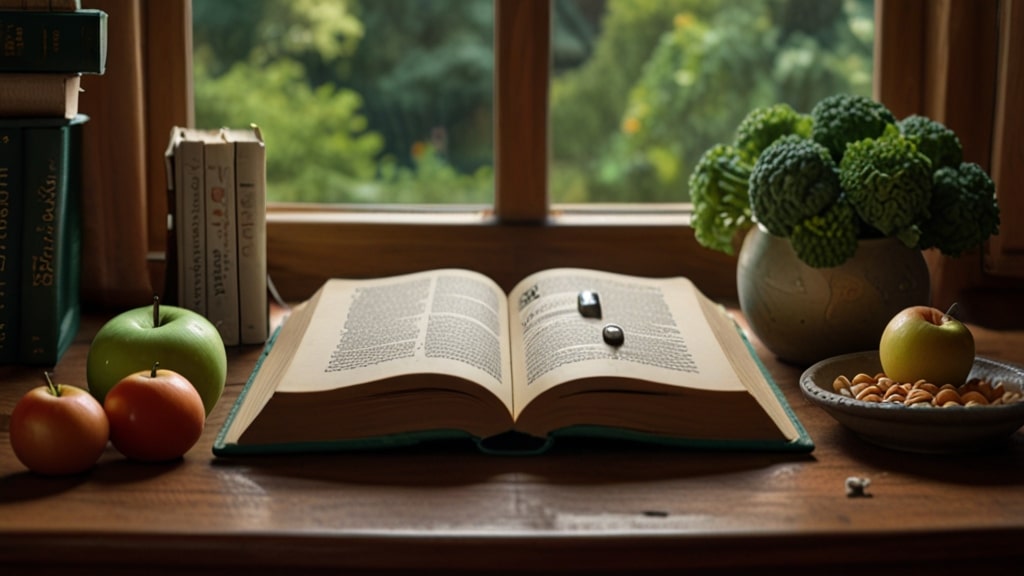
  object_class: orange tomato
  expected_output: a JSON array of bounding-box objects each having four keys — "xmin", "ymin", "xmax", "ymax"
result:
[
  {"xmin": 9, "ymin": 375, "xmax": 110, "ymax": 475},
  {"xmin": 104, "ymin": 364, "xmax": 206, "ymax": 462}
]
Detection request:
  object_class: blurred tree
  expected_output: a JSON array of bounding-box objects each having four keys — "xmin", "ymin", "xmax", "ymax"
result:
[
  {"xmin": 550, "ymin": 0, "xmax": 874, "ymax": 203},
  {"xmin": 192, "ymin": 0, "xmax": 874, "ymax": 204}
]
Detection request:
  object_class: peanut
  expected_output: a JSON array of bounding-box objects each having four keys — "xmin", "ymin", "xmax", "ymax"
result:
[{"xmin": 829, "ymin": 373, "xmax": 1021, "ymax": 409}]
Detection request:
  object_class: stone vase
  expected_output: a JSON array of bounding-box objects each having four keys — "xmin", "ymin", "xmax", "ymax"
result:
[{"xmin": 736, "ymin": 226, "xmax": 931, "ymax": 367}]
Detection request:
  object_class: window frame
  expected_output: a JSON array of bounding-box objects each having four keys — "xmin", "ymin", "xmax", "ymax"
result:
[{"xmin": 139, "ymin": 0, "xmax": 1019, "ymax": 307}]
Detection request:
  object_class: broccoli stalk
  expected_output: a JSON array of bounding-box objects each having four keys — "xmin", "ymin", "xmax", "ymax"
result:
[{"xmin": 689, "ymin": 144, "xmax": 754, "ymax": 255}]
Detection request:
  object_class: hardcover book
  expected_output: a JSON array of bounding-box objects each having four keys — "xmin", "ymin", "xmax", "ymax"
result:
[
  {"xmin": 165, "ymin": 127, "xmax": 221, "ymax": 315},
  {"xmin": 225, "ymin": 125, "xmax": 268, "ymax": 345},
  {"xmin": 0, "ymin": 9, "xmax": 107, "ymax": 73},
  {"xmin": 0, "ymin": 124, "xmax": 21, "ymax": 362},
  {"xmin": 0, "ymin": 74, "xmax": 81, "ymax": 119},
  {"xmin": 0, "ymin": 1, "xmax": 80, "ymax": 9},
  {"xmin": 214, "ymin": 268, "xmax": 813, "ymax": 456},
  {"xmin": 12, "ymin": 115, "xmax": 86, "ymax": 366},
  {"xmin": 203, "ymin": 131, "xmax": 240, "ymax": 346}
]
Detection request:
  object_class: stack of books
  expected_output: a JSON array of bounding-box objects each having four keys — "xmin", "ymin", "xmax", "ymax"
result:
[
  {"xmin": 164, "ymin": 126, "xmax": 269, "ymax": 347},
  {"xmin": 0, "ymin": 1, "xmax": 108, "ymax": 365}
]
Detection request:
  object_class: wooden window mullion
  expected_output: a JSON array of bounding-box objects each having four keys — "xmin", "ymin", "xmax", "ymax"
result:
[{"xmin": 494, "ymin": 0, "xmax": 550, "ymax": 223}]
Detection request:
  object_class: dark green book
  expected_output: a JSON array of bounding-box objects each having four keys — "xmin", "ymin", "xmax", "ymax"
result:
[
  {"xmin": 0, "ymin": 9, "xmax": 107, "ymax": 74},
  {"xmin": 15, "ymin": 115, "xmax": 86, "ymax": 366},
  {"xmin": 0, "ymin": 125, "xmax": 22, "ymax": 363}
]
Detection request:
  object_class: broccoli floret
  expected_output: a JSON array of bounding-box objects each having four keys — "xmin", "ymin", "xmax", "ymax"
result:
[
  {"xmin": 688, "ymin": 144, "xmax": 754, "ymax": 254},
  {"xmin": 898, "ymin": 115, "xmax": 963, "ymax": 171},
  {"xmin": 811, "ymin": 94, "xmax": 896, "ymax": 162},
  {"xmin": 748, "ymin": 135, "xmax": 841, "ymax": 237},
  {"xmin": 917, "ymin": 162, "xmax": 1001, "ymax": 256},
  {"xmin": 733, "ymin": 103, "xmax": 813, "ymax": 163},
  {"xmin": 790, "ymin": 197, "xmax": 859, "ymax": 268},
  {"xmin": 839, "ymin": 127, "xmax": 932, "ymax": 238}
]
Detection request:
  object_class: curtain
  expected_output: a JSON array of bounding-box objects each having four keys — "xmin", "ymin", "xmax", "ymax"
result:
[{"xmin": 78, "ymin": 0, "xmax": 191, "ymax": 310}]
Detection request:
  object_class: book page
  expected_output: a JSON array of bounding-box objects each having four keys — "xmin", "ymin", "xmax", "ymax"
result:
[
  {"xmin": 508, "ymin": 268, "xmax": 747, "ymax": 418},
  {"xmin": 277, "ymin": 269, "xmax": 513, "ymax": 410}
]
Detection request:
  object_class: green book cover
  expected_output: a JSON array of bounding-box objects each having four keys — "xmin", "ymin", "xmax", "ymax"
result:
[
  {"xmin": 0, "ymin": 9, "xmax": 107, "ymax": 74},
  {"xmin": 15, "ymin": 115, "xmax": 85, "ymax": 366},
  {"xmin": 0, "ymin": 125, "xmax": 22, "ymax": 363}
]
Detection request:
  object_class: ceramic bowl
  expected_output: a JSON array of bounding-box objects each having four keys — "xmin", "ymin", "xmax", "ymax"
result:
[{"xmin": 800, "ymin": 351, "xmax": 1024, "ymax": 453}]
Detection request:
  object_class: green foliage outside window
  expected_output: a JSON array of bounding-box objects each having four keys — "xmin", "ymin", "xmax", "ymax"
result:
[{"xmin": 192, "ymin": 0, "xmax": 873, "ymax": 205}]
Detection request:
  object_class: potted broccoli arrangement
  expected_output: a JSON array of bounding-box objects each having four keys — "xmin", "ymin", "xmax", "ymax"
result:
[
  {"xmin": 689, "ymin": 93, "xmax": 1001, "ymax": 365},
  {"xmin": 690, "ymin": 93, "xmax": 1000, "ymax": 266}
]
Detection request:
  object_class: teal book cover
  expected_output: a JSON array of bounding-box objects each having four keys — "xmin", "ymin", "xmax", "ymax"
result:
[
  {"xmin": 0, "ymin": 9, "xmax": 107, "ymax": 74},
  {"xmin": 12, "ymin": 115, "xmax": 86, "ymax": 366},
  {"xmin": 0, "ymin": 125, "xmax": 22, "ymax": 363}
]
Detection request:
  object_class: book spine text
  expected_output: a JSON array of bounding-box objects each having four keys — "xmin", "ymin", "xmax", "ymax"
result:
[
  {"xmin": 0, "ymin": 9, "xmax": 107, "ymax": 73},
  {"xmin": 177, "ymin": 138, "xmax": 207, "ymax": 315},
  {"xmin": 0, "ymin": 126, "xmax": 22, "ymax": 363},
  {"xmin": 19, "ymin": 118, "xmax": 82, "ymax": 365},
  {"xmin": 204, "ymin": 137, "xmax": 240, "ymax": 346},
  {"xmin": 234, "ymin": 135, "xmax": 268, "ymax": 344}
]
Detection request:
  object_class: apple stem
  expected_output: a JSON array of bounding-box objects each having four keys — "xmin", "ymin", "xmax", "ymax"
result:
[
  {"xmin": 43, "ymin": 371, "xmax": 61, "ymax": 397},
  {"xmin": 153, "ymin": 295, "xmax": 160, "ymax": 328},
  {"xmin": 944, "ymin": 302, "xmax": 961, "ymax": 322},
  {"xmin": 151, "ymin": 361, "xmax": 160, "ymax": 378}
]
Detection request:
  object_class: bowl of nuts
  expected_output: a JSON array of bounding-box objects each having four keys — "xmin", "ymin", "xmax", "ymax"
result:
[{"xmin": 800, "ymin": 351, "xmax": 1024, "ymax": 453}]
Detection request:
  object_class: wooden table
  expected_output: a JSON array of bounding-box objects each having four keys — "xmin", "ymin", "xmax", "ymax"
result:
[{"xmin": 2, "ymin": 312, "xmax": 1024, "ymax": 575}]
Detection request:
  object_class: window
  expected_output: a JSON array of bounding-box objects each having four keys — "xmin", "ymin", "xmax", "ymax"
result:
[
  {"xmin": 191, "ymin": 0, "xmax": 874, "ymax": 208},
  {"xmin": 550, "ymin": 0, "xmax": 874, "ymax": 204},
  {"xmin": 129, "ymin": 0, "xmax": 1019, "ymax": 310},
  {"xmin": 192, "ymin": 0, "xmax": 496, "ymax": 205}
]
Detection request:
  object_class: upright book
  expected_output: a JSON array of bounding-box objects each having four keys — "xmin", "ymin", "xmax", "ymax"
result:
[
  {"xmin": 225, "ymin": 125, "xmax": 268, "ymax": 345},
  {"xmin": 203, "ymin": 130, "xmax": 240, "ymax": 346},
  {"xmin": 14, "ymin": 114, "xmax": 85, "ymax": 366},
  {"xmin": 164, "ymin": 127, "xmax": 220, "ymax": 316},
  {"xmin": 0, "ymin": 9, "xmax": 107, "ymax": 73},
  {"xmin": 214, "ymin": 268, "xmax": 813, "ymax": 456},
  {"xmin": 0, "ymin": 124, "xmax": 22, "ymax": 363}
]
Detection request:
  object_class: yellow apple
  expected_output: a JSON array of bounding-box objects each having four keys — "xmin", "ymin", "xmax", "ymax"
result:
[{"xmin": 878, "ymin": 305, "xmax": 975, "ymax": 385}]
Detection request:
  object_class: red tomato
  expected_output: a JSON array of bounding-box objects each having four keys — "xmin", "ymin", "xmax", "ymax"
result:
[
  {"xmin": 9, "ymin": 375, "xmax": 110, "ymax": 476},
  {"xmin": 104, "ymin": 364, "xmax": 206, "ymax": 462}
]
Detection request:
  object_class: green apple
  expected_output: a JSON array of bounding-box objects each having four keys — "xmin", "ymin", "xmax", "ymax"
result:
[
  {"xmin": 87, "ymin": 299, "xmax": 227, "ymax": 415},
  {"xmin": 878, "ymin": 305, "xmax": 975, "ymax": 386}
]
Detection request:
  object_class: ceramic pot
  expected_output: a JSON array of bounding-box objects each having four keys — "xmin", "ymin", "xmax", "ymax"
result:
[{"xmin": 737, "ymin": 226, "xmax": 931, "ymax": 367}]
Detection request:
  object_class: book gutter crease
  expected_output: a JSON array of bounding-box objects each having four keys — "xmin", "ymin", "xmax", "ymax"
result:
[
  {"xmin": 164, "ymin": 125, "xmax": 268, "ymax": 348},
  {"xmin": 0, "ymin": 4, "xmax": 106, "ymax": 366}
]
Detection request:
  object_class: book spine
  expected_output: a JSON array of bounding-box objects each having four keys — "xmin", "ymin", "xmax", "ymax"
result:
[
  {"xmin": 19, "ymin": 117, "xmax": 83, "ymax": 366},
  {"xmin": 0, "ymin": 1, "xmax": 80, "ymax": 9},
  {"xmin": 0, "ymin": 125, "xmax": 22, "ymax": 363},
  {"xmin": 163, "ymin": 132, "xmax": 178, "ymax": 306},
  {"xmin": 234, "ymin": 135, "xmax": 268, "ymax": 344},
  {"xmin": 0, "ymin": 9, "xmax": 107, "ymax": 74},
  {"xmin": 0, "ymin": 74, "xmax": 80, "ymax": 119},
  {"xmin": 204, "ymin": 136, "xmax": 239, "ymax": 346},
  {"xmin": 177, "ymin": 138, "xmax": 206, "ymax": 315}
]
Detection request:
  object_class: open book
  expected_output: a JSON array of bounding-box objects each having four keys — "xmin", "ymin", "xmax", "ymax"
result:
[{"xmin": 214, "ymin": 268, "xmax": 812, "ymax": 455}]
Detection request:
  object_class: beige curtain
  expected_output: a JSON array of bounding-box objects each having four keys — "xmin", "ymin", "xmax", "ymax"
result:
[{"xmin": 78, "ymin": 0, "xmax": 190, "ymax": 310}]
